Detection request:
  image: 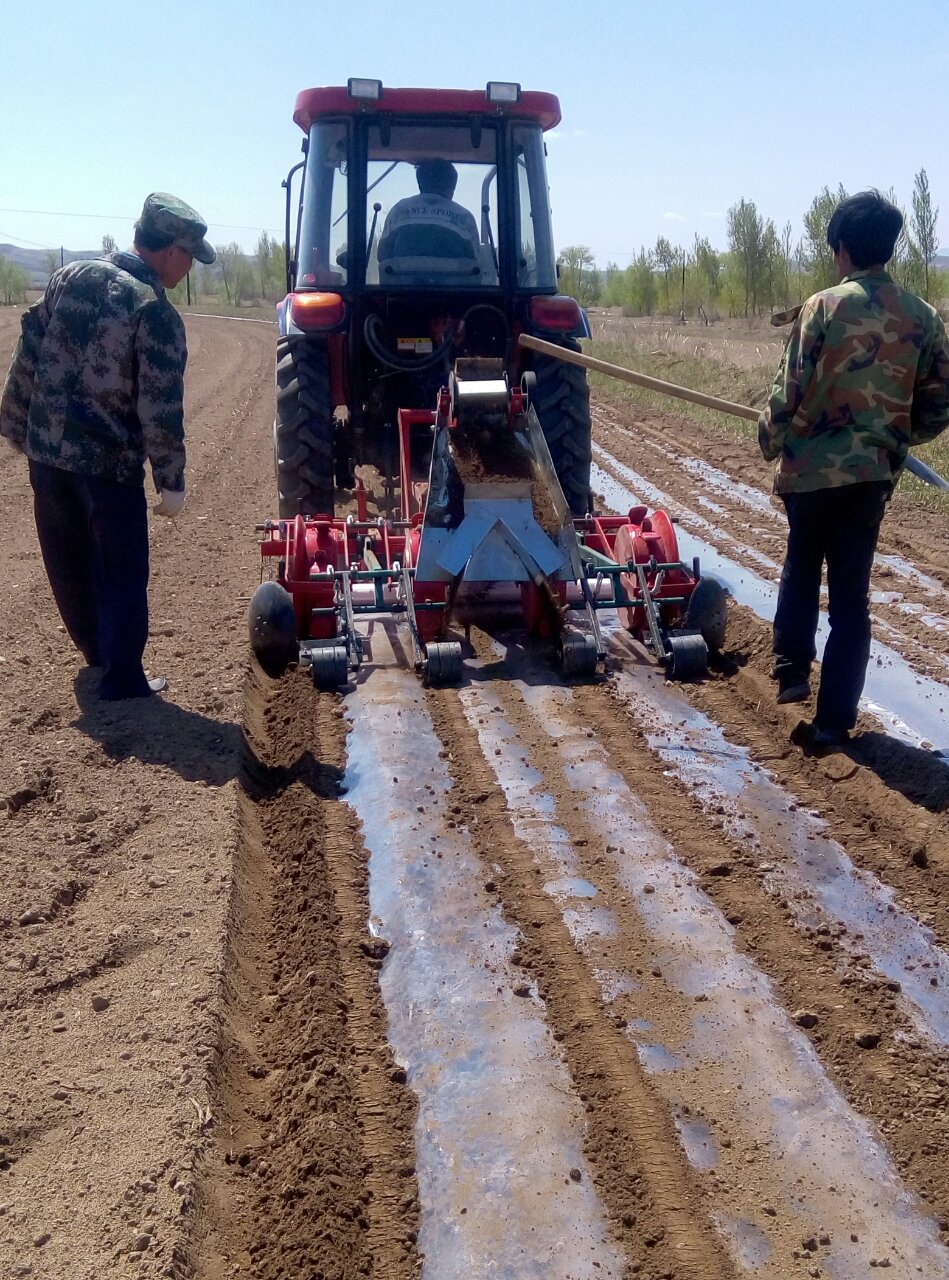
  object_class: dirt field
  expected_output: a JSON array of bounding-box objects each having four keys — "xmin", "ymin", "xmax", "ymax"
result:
[{"xmin": 2, "ymin": 306, "xmax": 949, "ymax": 1279}]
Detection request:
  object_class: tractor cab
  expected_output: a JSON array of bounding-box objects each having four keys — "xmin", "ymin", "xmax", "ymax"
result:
[
  {"xmin": 289, "ymin": 79, "xmax": 559, "ymax": 297},
  {"xmin": 275, "ymin": 80, "xmax": 592, "ymax": 520}
]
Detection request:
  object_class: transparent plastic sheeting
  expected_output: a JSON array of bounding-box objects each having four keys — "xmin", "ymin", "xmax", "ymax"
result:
[
  {"xmin": 591, "ymin": 453, "xmax": 949, "ymax": 753},
  {"xmin": 342, "ymin": 652, "xmax": 623, "ymax": 1279},
  {"xmin": 461, "ymin": 666, "xmax": 949, "ymax": 1278}
]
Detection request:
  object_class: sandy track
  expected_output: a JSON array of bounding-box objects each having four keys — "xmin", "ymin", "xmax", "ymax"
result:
[{"xmin": 2, "ymin": 310, "xmax": 949, "ymax": 1278}]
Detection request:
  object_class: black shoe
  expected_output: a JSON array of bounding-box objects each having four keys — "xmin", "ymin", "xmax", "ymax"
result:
[
  {"xmin": 777, "ymin": 681, "xmax": 811, "ymax": 705},
  {"xmin": 100, "ymin": 675, "xmax": 167, "ymax": 700},
  {"xmin": 791, "ymin": 719, "xmax": 850, "ymax": 749}
]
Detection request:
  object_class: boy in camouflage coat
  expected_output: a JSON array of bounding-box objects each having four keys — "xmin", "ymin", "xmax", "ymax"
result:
[
  {"xmin": 759, "ymin": 190, "xmax": 949, "ymax": 746},
  {"xmin": 0, "ymin": 193, "xmax": 215, "ymax": 699}
]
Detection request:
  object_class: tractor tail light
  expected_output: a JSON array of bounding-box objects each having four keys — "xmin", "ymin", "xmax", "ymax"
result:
[
  {"xmin": 528, "ymin": 295, "xmax": 582, "ymax": 334},
  {"xmin": 289, "ymin": 291, "xmax": 345, "ymax": 331}
]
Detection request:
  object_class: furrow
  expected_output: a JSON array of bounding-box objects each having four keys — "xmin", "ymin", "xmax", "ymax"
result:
[
  {"xmin": 424, "ymin": 680, "xmax": 737, "ymax": 1280},
  {"xmin": 188, "ymin": 664, "xmax": 421, "ymax": 1280}
]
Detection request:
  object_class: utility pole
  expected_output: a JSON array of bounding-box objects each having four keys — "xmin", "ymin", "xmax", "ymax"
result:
[
  {"xmin": 60, "ymin": 247, "xmax": 64, "ymax": 267},
  {"xmin": 680, "ymin": 257, "xmax": 686, "ymax": 319},
  {"xmin": 186, "ymin": 271, "xmax": 191, "ymax": 306}
]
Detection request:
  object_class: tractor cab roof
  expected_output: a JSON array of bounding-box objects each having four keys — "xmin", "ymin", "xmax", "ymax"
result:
[{"xmin": 293, "ymin": 84, "xmax": 562, "ymax": 133}]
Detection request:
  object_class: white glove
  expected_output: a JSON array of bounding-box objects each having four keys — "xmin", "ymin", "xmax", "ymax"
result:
[{"xmin": 153, "ymin": 487, "xmax": 186, "ymax": 517}]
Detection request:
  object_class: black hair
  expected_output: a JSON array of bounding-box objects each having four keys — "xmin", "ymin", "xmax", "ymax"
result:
[
  {"xmin": 826, "ymin": 190, "xmax": 903, "ymax": 269},
  {"xmin": 133, "ymin": 221, "xmax": 175, "ymax": 252},
  {"xmin": 416, "ymin": 158, "xmax": 458, "ymax": 197}
]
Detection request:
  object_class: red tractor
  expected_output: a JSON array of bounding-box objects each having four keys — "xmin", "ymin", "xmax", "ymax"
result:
[
  {"xmin": 249, "ymin": 80, "xmax": 726, "ymax": 688},
  {"xmin": 274, "ymin": 78, "xmax": 592, "ymax": 520}
]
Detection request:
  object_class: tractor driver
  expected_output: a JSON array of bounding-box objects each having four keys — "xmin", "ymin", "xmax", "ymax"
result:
[{"xmin": 377, "ymin": 159, "xmax": 481, "ymax": 267}]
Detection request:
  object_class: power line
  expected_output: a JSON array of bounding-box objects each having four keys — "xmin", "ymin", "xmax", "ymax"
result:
[
  {"xmin": 0, "ymin": 206, "xmax": 282, "ymax": 234},
  {"xmin": 0, "ymin": 229, "xmax": 55, "ymax": 249}
]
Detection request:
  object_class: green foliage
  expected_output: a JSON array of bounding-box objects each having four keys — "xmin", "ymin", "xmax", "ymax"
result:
[
  {"xmin": 726, "ymin": 198, "xmax": 771, "ymax": 317},
  {"xmin": 802, "ymin": 184, "xmax": 847, "ymax": 291},
  {"xmin": 692, "ymin": 235, "xmax": 722, "ymax": 305},
  {"xmin": 602, "ymin": 249, "xmax": 659, "ymax": 316},
  {"xmin": 909, "ymin": 168, "xmax": 939, "ymax": 304},
  {"xmin": 567, "ymin": 173, "xmax": 943, "ymax": 324},
  {"xmin": 0, "ymin": 258, "xmax": 29, "ymax": 304},
  {"xmin": 216, "ymin": 242, "xmax": 256, "ymax": 306},
  {"xmin": 631, "ymin": 249, "xmax": 658, "ymax": 315},
  {"xmin": 557, "ymin": 245, "xmax": 601, "ymax": 306},
  {"xmin": 256, "ymin": 231, "xmax": 285, "ymax": 302},
  {"xmin": 653, "ymin": 236, "xmax": 677, "ymax": 311}
]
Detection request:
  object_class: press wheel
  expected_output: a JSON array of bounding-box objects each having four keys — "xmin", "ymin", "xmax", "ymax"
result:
[
  {"xmin": 424, "ymin": 641, "xmax": 463, "ymax": 686},
  {"xmin": 559, "ymin": 631, "xmax": 599, "ymax": 678},
  {"xmin": 665, "ymin": 632, "xmax": 708, "ymax": 680},
  {"xmin": 312, "ymin": 644, "xmax": 349, "ymax": 690}
]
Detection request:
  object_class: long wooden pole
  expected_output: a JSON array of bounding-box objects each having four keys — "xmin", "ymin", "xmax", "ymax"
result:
[
  {"xmin": 518, "ymin": 333, "xmax": 759, "ymax": 421},
  {"xmin": 517, "ymin": 333, "xmax": 949, "ymax": 492}
]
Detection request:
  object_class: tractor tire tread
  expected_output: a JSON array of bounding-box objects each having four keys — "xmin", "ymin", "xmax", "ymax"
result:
[
  {"xmin": 531, "ymin": 336, "xmax": 592, "ymax": 516},
  {"xmin": 274, "ymin": 335, "xmax": 335, "ymax": 519}
]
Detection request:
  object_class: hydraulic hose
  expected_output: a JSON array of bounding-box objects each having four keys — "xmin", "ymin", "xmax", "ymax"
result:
[{"xmin": 364, "ymin": 313, "xmax": 454, "ymax": 372}]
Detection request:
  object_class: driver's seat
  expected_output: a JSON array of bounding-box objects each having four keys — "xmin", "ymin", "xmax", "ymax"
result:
[{"xmin": 377, "ymin": 223, "xmax": 482, "ymax": 285}]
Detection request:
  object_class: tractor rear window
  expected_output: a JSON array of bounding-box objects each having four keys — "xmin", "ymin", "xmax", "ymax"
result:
[
  {"xmin": 513, "ymin": 125, "xmax": 557, "ymax": 291},
  {"xmin": 298, "ymin": 122, "xmax": 350, "ymax": 288},
  {"xmin": 366, "ymin": 123, "xmax": 499, "ymax": 288}
]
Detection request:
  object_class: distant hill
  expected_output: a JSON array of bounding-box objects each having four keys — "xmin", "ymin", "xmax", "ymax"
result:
[
  {"xmin": 1, "ymin": 243, "xmax": 239, "ymax": 290},
  {"xmin": 0, "ymin": 244, "xmax": 99, "ymax": 288}
]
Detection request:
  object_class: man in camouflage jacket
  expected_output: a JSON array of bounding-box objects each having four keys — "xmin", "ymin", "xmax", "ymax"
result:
[
  {"xmin": 759, "ymin": 189, "xmax": 949, "ymax": 746},
  {"xmin": 0, "ymin": 193, "xmax": 215, "ymax": 699}
]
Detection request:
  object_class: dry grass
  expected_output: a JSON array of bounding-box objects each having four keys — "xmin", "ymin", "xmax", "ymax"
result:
[
  {"xmin": 586, "ymin": 326, "xmax": 949, "ymax": 512},
  {"xmin": 585, "ymin": 334, "xmax": 774, "ymax": 439}
]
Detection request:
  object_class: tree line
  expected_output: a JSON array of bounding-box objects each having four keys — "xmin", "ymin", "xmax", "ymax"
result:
[
  {"xmin": 0, "ymin": 232, "xmax": 288, "ymax": 308},
  {"xmin": 558, "ymin": 168, "xmax": 944, "ymax": 319}
]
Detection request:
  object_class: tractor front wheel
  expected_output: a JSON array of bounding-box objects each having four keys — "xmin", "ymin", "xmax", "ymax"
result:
[
  {"xmin": 531, "ymin": 336, "xmax": 593, "ymax": 517},
  {"xmin": 274, "ymin": 335, "xmax": 335, "ymax": 519}
]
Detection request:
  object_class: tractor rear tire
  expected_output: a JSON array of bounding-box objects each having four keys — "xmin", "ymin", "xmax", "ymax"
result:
[
  {"xmin": 274, "ymin": 335, "xmax": 335, "ymax": 519},
  {"xmin": 531, "ymin": 337, "xmax": 593, "ymax": 517}
]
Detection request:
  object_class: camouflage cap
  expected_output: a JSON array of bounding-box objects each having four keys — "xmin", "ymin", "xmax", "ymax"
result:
[{"xmin": 139, "ymin": 192, "xmax": 215, "ymax": 264}]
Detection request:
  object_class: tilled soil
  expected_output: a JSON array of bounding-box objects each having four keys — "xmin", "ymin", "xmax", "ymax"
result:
[{"xmin": 2, "ymin": 310, "xmax": 949, "ymax": 1278}]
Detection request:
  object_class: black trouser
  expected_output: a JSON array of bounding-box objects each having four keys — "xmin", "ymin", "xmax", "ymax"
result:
[
  {"xmin": 773, "ymin": 480, "xmax": 890, "ymax": 733},
  {"xmin": 29, "ymin": 460, "xmax": 151, "ymax": 699}
]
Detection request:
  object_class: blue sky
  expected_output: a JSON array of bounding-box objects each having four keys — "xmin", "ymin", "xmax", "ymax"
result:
[{"xmin": 2, "ymin": 0, "xmax": 947, "ymax": 265}]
